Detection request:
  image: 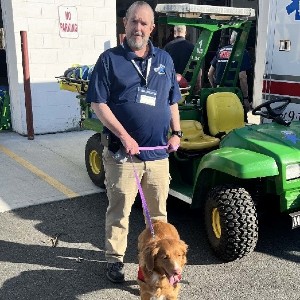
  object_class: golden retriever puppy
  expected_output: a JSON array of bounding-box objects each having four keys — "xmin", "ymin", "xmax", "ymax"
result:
[{"xmin": 137, "ymin": 220, "xmax": 188, "ymax": 300}]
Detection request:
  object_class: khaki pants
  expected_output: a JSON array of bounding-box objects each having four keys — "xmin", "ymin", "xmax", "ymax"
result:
[{"xmin": 102, "ymin": 147, "xmax": 170, "ymax": 263}]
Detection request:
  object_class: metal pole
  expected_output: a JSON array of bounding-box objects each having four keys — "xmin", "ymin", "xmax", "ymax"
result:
[{"xmin": 20, "ymin": 31, "xmax": 34, "ymax": 140}]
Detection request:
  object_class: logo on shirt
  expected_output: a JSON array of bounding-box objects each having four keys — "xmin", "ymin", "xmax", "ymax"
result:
[
  {"xmin": 154, "ymin": 64, "xmax": 166, "ymax": 75},
  {"xmin": 219, "ymin": 50, "xmax": 231, "ymax": 59}
]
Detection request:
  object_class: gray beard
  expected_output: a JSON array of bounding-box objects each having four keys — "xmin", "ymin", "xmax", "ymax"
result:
[{"xmin": 127, "ymin": 36, "xmax": 148, "ymax": 50}]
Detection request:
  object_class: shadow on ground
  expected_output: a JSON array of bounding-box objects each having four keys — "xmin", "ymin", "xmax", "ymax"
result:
[{"xmin": 0, "ymin": 193, "xmax": 299, "ymax": 299}]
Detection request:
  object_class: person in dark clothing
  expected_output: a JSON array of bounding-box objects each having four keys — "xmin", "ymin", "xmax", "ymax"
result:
[
  {"xmin": 164, "ymin": 25, "xmax": 201, "ymax": 92},
  {"xmin": 164, "ymin": 25, "xmax": 194, "ymax": 80}
]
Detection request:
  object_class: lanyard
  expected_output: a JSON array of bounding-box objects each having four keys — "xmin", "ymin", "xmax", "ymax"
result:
[
  {"xmin": 131, "ymin": 57, "xmax": 152, "ymax": 86},
  {"xmin": 121, "ymin": 43, "xmax": 152, "ymax": 86}
]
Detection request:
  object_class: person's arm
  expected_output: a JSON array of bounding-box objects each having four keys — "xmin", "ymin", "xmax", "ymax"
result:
[
  {"xmin": 239, "ymin": 70, "xmax": 248, "ymax": 98},
  {"xmin": 208, "ymin": 65, "xmax": 216, "ymax": 88},
  {"xmin": 169, "ymin": 103, "xmax": 181, "ymax": 132},
  {"xmin": 239, "ymin": 71, "xmax": 250, "ymax": 112},
  {"xmin": 168, "ymin": 103, "xmax": 181, "ymax": 150},
  {"xmin": 194, "ymin": 69, "xmax": 202, "ymax": 93},
  {"xmin": 239, "ymin": 49, "xmax": 251, "ymax": 99},
  {"xmin": 91, "ymin": 102, "xmax": 139, "ymax": 155}
]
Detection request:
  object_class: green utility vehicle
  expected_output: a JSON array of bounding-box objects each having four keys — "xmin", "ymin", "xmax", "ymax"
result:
[{"xmin": 57, "ymin": 4, "xmax": 300, "ymax": 262}]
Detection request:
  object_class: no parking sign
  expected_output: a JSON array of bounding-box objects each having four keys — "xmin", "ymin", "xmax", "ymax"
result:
[{"xmin": 58, "ymin": 6, "xmax": 79, "ymax": 38}]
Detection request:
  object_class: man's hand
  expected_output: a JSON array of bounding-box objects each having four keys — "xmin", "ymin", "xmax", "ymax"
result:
[
  {"xmin": 167, "ymin": 135, "xmax": 180, "ymax": 153},
  {"xmin": 120, "ymin": 135, "xmax": 140, "ymax": 155}
]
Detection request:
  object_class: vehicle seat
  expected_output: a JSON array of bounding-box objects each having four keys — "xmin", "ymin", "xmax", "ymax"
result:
[
  {"xmin": 178, "ymin": 88, "xmax": 190, "ymax": 105},
  {"xmin": 206, "ymin": 92, "xmax": 245, "ymax": 137},
  {"xmin": 180, "ymin": 120, "xmax": 220, "ymax": 151}
]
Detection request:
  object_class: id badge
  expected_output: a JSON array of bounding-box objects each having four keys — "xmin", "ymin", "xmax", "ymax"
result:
[{"xmin": 136, "ymin": 87, "xmax": 157, "ymax": 106}]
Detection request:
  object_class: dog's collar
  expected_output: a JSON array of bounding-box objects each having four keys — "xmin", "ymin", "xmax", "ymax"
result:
[{"xmin": 138, "ymin": 266, "xmax": 145, "ymax": 282}]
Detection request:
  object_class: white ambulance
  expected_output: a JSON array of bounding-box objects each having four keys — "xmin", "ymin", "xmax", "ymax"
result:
[{"xmin": 253, "ymin": 0, "xmax": 300, "ymax": 122}]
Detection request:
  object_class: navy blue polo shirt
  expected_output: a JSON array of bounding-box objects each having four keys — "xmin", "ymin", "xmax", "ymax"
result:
[
  {"xmin": 210, "ymin": 44, "xmax": 252, "ymax": 85},
  {"xmin": 86, "ymin": 39, "xmax": 181, "ymax": 161}
]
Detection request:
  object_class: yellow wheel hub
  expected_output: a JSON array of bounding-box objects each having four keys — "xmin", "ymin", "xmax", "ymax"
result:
[
  {"xmin": 89, "ymin": 150, "xmax": 101, "ymax": 175},
  {"xmin": 212, "ymin": 208, "xmax": 221, "ymax": 239}
]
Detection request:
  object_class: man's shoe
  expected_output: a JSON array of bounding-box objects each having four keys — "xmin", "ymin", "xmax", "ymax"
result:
[{"xmin": 106, "ymin": 262, "xmax": 125, "ymax": 283}]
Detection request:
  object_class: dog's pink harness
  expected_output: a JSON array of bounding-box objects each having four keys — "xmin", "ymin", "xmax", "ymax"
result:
[{"xmin": 138, "ymin": 266, "xmax": 145, "ymax": 282}]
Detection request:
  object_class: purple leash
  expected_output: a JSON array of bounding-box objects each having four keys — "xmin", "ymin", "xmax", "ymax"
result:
[
  {"xmin": 129, "ymin": 154, "xmax": 156, "ymax": 238},
  {"xmin": 138, "ymin": 146, "xmax": 169, "ymax": 151},
  {"xmin": 129, "ymin": 145, "xmax": 178, "ymax": 239}
]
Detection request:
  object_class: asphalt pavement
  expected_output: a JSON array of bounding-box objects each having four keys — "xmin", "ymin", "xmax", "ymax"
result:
[
  {"xmin": 0, "ymin": 189, "xmax": 299, "ymax": 300},
  {"xmin": 1, "ymin": 115, "xmax": 300, "ymax": 300}
]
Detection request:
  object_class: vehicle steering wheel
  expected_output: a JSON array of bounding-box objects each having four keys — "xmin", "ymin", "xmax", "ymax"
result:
[{"xmin": 252, "ymin": 97, "xmax": 291, "ymax": 119}]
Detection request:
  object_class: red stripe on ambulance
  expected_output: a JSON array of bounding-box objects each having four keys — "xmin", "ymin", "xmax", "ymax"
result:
[{"xmin": 263, "ymin": 80, "xmax": 300, "ymax": 97}]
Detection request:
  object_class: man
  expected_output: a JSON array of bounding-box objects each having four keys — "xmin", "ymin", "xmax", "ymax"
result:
[
  {"xmin": 165, "ymin": 25, "xmax": 201, "ymax": 92},
  {"xmin": 86, "ymin": 1, "xmax": 182, "ymax": 283},
  {"xmin": 164, "ymin": 25, "xmax": 194, "ymax": 79},
  {"xmin": 208, "ymin": 31, "xmax": 252, "ymax": 118}
]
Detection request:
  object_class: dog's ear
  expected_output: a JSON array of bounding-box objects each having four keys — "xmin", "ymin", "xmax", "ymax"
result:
[
  {"xmin": 179, "ymin": 240, "xmax": 188, "ymax": 266},
  {"xmin": 178, "ymin": 240, "xmax": 188, "ymax": 257},
  {"xmin": 143, "ymin": 242, "xmax": 159, "ymax": 271}
]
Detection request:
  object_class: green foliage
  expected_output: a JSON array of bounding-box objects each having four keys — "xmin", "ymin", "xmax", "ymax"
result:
[{"xmin": 0, "ymin": 89, "xmax": 11, "ymax": 131}]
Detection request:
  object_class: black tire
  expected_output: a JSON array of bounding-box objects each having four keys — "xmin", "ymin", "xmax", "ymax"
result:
[
  {"xmin": 85, "ymin": 133, "xmax": 105, "ymax": 188},
  {"xmin": 204, "ymin": 184, "xmax": 258, "ymax": 262}
]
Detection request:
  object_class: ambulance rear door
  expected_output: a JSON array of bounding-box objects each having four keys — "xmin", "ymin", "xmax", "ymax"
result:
[{"xmin": 262, "ymin": 0, "xmax": 300, "ymax": 122}]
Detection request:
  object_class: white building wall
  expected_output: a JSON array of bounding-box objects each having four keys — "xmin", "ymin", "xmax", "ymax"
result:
[{"xmin": 1, "ymin": 0, "xmax": 116, "ymax": 135}]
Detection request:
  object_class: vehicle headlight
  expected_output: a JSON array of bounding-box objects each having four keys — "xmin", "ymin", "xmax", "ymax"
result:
[{"xmin": 286, "ymin": 163, "xmax": 300, "ymax": 180}]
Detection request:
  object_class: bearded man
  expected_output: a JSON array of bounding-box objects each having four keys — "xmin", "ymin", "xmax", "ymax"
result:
[{"xmin": 86, "ymin": 1, "xmax": 182, "ymax": 283}]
